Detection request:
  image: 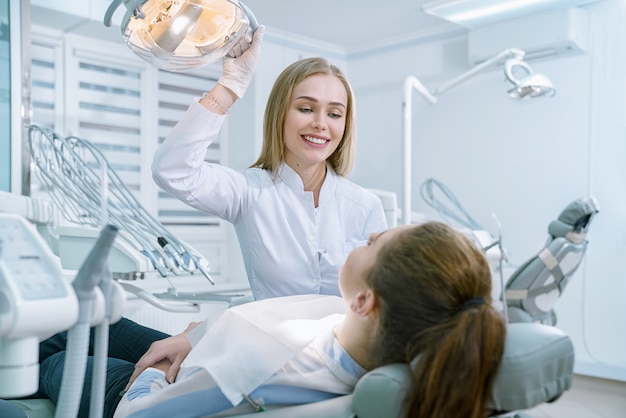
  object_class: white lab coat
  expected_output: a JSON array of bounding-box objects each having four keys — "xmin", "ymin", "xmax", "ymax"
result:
[{"xmin": 152, "ymin": 99, "xmax": 387, "ymax": 299}]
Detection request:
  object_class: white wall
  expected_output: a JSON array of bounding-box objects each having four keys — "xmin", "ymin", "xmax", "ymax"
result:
[{"xmin": 349, "ymin": 1, "xmax": 626, "ymax": 381}]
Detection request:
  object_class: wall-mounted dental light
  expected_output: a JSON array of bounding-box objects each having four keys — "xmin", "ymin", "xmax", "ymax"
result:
[
  {"xmin": 401, "ymin": 48, "xmax": 555, "ymax": 225},
  {"xmin": 104, "ymin": 0, "xmax": 258, "ymax": 72},
  {"xmin": 422, "ymin": 0, "xmax": 601, "ymax": 29}
]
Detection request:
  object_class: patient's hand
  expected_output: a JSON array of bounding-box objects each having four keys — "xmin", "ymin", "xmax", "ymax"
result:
[
  {"xmin": 151, "ymin": 359, "xmax": 173, "ymax": 374},
  {"xmin": 126, "ymin": 321, "xmax": 201, "ymax": 389}
]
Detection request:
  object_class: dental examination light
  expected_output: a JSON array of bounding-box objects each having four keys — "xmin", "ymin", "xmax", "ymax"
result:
[
  {"xmin": 401, "ymin": 47, "xmax": 555, "ymax": 226},
  {"xmin": 104, "ymin": 0, "xmax": 258, "ymax": 71}
]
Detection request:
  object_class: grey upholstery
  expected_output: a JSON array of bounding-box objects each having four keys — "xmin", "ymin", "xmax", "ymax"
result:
[
  {"xmin": 488, "ymin": 323, "xmax": 574, "ymax": 413},
  {"xmin": 506, "ymin": 197, "xmax": 599, "ymax": 325}
]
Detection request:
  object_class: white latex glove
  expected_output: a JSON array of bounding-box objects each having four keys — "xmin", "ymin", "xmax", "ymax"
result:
[{"xmin": 218, "ymin": 25, "xmax": 265, "ymax": 99}]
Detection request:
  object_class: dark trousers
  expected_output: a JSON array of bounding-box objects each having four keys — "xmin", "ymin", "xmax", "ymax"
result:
[{"xmin": 37, "ymin": 317, "xmax": 169, "ymax": 418}]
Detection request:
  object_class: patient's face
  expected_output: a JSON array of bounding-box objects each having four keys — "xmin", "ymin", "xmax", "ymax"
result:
[{"xmin": 339, "ymin": 225, "xmax": 412, "ymax": 299}]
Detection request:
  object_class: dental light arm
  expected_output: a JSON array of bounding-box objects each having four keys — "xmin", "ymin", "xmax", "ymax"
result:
[
  {"xmin": 401, "ymin": 47, "xmax": 555, "ymax": 225},
  {"xmin": 431, "ymin": 48, "xmax": 525, "ymax": 95}
]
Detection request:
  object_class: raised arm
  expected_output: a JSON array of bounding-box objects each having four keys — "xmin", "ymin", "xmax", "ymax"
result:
[{"xmin": 151, "ymin": 27, "xmax": 265, "ymax": 222}]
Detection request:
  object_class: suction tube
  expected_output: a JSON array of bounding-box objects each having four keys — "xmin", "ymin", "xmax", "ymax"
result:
[{"xmin": 54, "ymin": 225, "xmax": 119, "ymax": 418}]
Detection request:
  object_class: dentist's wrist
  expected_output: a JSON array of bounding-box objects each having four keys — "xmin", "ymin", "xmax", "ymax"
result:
[
  {"xmin": 200, "ymin": 85, "xmax": 237, "ymax": 115},
  {"xmin": 201, "ymin": 92, "xmax": 229, "ymax": 115}
]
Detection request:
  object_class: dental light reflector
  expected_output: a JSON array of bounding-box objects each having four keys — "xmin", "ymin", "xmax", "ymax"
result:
[
  {"xmin": 104, "ymin": 0, "xmax": 257, "ymax": 71},
  {"xmin": 504, "ymin": 59, "xmax": 556, "ymax": 99}
]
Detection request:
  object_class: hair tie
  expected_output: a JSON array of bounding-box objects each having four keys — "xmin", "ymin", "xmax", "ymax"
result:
[{"xmin": 459, "ymin": 297, "xmax": 486, "ymax": 312}]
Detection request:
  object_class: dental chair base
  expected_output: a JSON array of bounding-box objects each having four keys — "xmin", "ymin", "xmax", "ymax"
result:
[{"xmin": 7, "ymin": 323, "xmax": 573, "ymax": 418}]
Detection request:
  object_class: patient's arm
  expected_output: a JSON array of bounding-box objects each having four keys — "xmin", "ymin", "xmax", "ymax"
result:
[{"xmin": 126, "ymin": 321, "xmax": 201, "ymax": 389}]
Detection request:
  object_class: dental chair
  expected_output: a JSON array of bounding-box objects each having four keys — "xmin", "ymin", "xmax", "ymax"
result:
[
  {"xmin": 5, "ymin": 322, "xmax": 574, "ymax": 418},
  {"xmin": 202, "ymin": 322, "xmax": 574, "ymax": 418},
  {"xmin": 505, "ymin": 197, "xmax": 599, "ymax": 325}
]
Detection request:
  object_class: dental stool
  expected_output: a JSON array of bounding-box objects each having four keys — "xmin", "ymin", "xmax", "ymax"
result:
[
  {"xmin": 505, "ymin": 197, "xmax": 599, "ymax": 325},
  {"xmin": 210, "ymin": 322, "xmax": 574, "ymax": 418}
]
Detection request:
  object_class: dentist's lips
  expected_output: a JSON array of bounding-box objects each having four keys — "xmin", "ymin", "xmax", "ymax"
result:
[{"xmin": 302, "ymin": 135, "xmax": 329, "ymax": 145}]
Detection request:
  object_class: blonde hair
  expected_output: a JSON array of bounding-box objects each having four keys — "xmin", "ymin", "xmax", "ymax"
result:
[{"xmin": 250, "ymin": 57, "xmax": 356, "ymax": 176}]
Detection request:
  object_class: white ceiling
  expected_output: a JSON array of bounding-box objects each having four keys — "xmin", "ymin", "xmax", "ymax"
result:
[
  {"xmin": 29, "ymin": 0, "xmax": 457, "ymax": 53},
  {"xmin": 242, "ymin": 0, "xmax": 458, "ymax": 51},
  {"xmin": 29, "ymin": 0, "xmax": 601, "ymax": 54}
]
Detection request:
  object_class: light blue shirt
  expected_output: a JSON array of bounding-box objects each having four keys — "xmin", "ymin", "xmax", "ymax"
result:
[
  {"xmin": 115, "ymin": 324, "xmax": 365, "ymax": 418},
  {"xmin": 152, "ymin": 100, "xmax": 387, "ymax": 299}
]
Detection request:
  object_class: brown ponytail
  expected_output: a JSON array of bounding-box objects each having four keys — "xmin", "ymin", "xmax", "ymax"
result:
[
  {"xmin": 407, "ymin": 305, "xmax": 506, "ymax": 417},
  {"xmin": 364, "ymin": 222, "xmax": 506, "ymax": 418}
]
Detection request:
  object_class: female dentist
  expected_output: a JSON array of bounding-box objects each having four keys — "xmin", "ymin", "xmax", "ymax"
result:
[
  {"xmin": 151, "ymin": 25, "xmax": 388, "ymax": 300},
  {"xmin": 33, "ymin": 25, "xmax": 388, "ymax": 418}
]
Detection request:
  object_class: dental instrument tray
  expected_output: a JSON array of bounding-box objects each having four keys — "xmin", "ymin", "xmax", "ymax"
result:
[{"xmin": 27, "ymin": 124, "xmax": 214, "ymax": 285}]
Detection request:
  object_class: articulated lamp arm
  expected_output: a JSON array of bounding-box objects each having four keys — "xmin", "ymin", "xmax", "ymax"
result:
[
  {"xmin": 400, "ymin": 48, "xmax": 527, "ymax": 225},
  {"xmin": 432, "ymin": 48, "xmax": 525, "ymax": 95}
]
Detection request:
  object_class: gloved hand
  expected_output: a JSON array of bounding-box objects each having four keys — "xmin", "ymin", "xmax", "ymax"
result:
[{"xmin": 218, "ymin": 25, "xmax": 265, "ymax": 99}]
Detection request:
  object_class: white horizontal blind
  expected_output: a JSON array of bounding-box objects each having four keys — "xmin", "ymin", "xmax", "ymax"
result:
[
  {"xmin": 30, "ymin": 39, "xmax": 59, "ymax": 130},
  {"xmin": 65, "ymin": 42, "xmax": 145, "ymax": 200},
  {"xmin": 156, "ymin": 69, "xmax": 225, "ymax": 277},
  {"xmin": 156, "ymin": 70, "xmax": 217, "ymax": 225},
  {"xmin": 29, "ymin": 37, "xmax": 61, "ymax": 203}
]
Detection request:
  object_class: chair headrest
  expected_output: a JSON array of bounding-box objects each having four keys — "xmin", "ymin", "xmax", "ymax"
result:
[{"xmin": 548, "ymin": 196, "xmax": 599, "ymax": 239}]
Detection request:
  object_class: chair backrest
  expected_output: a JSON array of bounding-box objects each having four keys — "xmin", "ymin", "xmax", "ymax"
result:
[
  {"xmin": 506, "ymin": 197, "xmax": 599, "ymax": 325},
  {"xmin": 353, "ymin": 323, "xmax": 574, "ymax": 418}
]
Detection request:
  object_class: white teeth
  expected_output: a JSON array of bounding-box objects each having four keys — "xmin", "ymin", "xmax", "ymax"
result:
[{"xmin": 303, "ymin": 136, "xmax": 327, "ymax": 145}]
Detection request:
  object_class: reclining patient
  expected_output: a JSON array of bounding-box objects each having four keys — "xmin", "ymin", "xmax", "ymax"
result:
[{"xmin": 114, "ymin": 221, "xmax": 506, "ymax": 418}]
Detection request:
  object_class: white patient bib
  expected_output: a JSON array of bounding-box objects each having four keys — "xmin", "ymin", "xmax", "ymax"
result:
[{"xmin": 181, "ymin": 294, "xmax": 346, "ymax": 406}]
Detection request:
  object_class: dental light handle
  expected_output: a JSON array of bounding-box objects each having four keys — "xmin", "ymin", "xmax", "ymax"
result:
[{"xmin": 55, "ymin": 225, "xmax": 119, "ymax": 418}]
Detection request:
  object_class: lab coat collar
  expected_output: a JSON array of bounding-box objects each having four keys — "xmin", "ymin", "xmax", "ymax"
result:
[{"xmin": 277, "ymin": 162, "xmax": 338, "ymax": 199}]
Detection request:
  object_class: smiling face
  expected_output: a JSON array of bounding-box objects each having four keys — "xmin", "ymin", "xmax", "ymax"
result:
[{"xmin": 282, "ymin": 74, "xmax": 347, "ymax": 172}]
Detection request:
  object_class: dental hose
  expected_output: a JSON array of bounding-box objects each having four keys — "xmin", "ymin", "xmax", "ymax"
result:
[
  {"xmin": 89, "ymin": 265, "xmax": 113, "ymax": 418},
  {"xmin": 54, "ymin": 304, "xmax": 92, "ymax": 418},
  {"xmin": 54, "ymin": 225, "xmax": 118, "ymax": 418}
]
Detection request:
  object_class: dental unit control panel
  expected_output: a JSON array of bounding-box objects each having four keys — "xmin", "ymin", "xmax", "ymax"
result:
[{"xmin": 0, "ymin": 213, "xmax": 78, "ymax": 398}]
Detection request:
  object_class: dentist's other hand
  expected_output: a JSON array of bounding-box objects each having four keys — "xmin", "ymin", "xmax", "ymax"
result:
[
  {"xmin": 125, "ymin": 321, "xmax": 201, "ymax": 389},
  {"xmin": 218, "ymin": 25, "xmax": 265, "ymax": 98}
]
